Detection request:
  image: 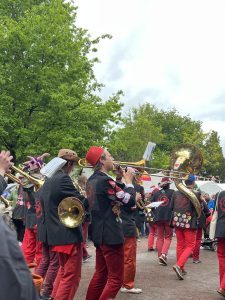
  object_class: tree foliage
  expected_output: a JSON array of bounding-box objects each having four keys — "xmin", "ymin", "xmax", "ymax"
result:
[
  {"xmin": 0, "ymin": 0, "xmax": 122, "ymax": 161},
  {"xmin": 107, "ymin": 103, "xmax": 225, "ymax": 179},
  {"xmin": 202, "ymin": 130, "xmax": 225, "ymax": 179}
]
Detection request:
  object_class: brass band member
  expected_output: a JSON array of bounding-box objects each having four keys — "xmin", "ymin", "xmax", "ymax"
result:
[
  {"xmin": 215, "ymin": 191, "xmax": 225, "ymax": 297},
  {"xmin": 0, "ymin": 150, "xmax": 39, "ymax": 300},
  {"xmin": 21, "ymin": 153, "xmax": 49, "ymax": 268},
  {"xmin": 37, "ymin": 149, "xmax": 88, "ymax": 300},
  {"xmin": 85, "ymin": 146, "xmax": 136, "ymax": 300},
  {"xmin": 150, "ymin": 177, "xmax": 174, "ymax": 266},
  {"xmin": 171, "ymin": 174, "xmax": 201, "ymax": 279},
  {"xmin": 114, "ymin": 172, "xmax": 142, "ymax": 294}
]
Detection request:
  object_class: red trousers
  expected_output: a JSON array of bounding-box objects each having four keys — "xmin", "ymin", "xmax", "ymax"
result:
[
  {"xmin": 148, "ymin": 224, "xmax": 157, "ymax": 249},
  {"xmin": 123, "ymin": 237, "xmax": 137, "ymax": 289},
  {"xmin": 82, "ymin": 222, "xmax": 90, "ymax": 258},
  {"xmin": 156, "ymin": 222, "xmax": 173, "ymax": 257},
  {"xmin": 36, "ymin": 243, "xmax": 59, "ymax": 296},
  {"xmin": 21, "ymin": 227, "xmax": 42, "ymax": 268},
  {"xmin": 192, "ymin": 228, "xmax": 202, "ymax": 261},
  {"xmin": 86, "ymin": 244, "xmax": 124, "ymax": 300},
  {"xmin": 175, "ymin": 228, "xmax": 197, "ymax": 270},
  {"xmin": 217, "ymin": 238, "xmax": 225, "ymax": 289},
  {"xmin": 51, "ymin": 244, "xmax": 82, "ymax": 300}
]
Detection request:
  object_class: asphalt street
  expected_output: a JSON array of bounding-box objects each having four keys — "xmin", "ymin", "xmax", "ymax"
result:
[{"xmin": 76, "ymin": 237, "xmax": 222, "ymax": 300}]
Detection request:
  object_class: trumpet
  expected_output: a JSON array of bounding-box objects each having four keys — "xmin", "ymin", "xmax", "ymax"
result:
[{"xmin": 5, "ymin": 165, "xmax": 44, "ymax": 192}]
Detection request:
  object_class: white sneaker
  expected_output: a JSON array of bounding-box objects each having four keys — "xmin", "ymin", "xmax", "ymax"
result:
[{"xmin": 120, "ymin": 287, "xmax": 142, "ymax": 294}]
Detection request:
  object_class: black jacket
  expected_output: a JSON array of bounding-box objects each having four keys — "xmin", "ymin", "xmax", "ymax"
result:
[
  {"xmin": 170, "ymin": 189, "xmax": 201, "ymax": 229},
  {"xmin": 0, "ymin": 176, "xmax": 39, "ymax": 300},
  {"xmin": 198, "ymin": 201, "xmax": 210, "ymax": 229},
  {"xmin": 37, "ymin": 170, "xmax": 87, "ymax": 245},
  {"xmin": 215, "ymin": 191, "xmax": 225, "ymax": 238},
  {"xmin": 86, "ymin": 171, "xmax": 136, "ymax": 246},
  {"xmin": 151, "ymin": 188, "xmax": 174, "ymax": 222}
]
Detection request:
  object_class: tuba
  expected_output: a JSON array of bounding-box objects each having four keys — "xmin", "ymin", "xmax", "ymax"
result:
[{"xmin": 170, "ymin": 144, "xmax": 203, "ymax": 218}]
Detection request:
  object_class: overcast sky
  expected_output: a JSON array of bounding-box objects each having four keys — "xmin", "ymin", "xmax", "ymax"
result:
[{"xmin": 75, "ymin": 0, "xmax": 225, "ymax": 154}]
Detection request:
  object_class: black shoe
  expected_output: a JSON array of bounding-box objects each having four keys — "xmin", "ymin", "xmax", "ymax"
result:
[
  {"xmin": 173, "ymin": 265, "xmax": 184, "ymax": 280},
  {"xmin": 148, "ymin": 248, "xmax": 155, "ymax": 252},
  {"xmin": 83, "ymin": 254, "xmax": 92, "ymax": 263},
  {"xmin": 182, "ymin": 270, "xmax": 187, "ymax": 276}
]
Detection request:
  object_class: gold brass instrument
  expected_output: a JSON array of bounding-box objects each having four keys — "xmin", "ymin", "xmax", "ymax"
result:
[
  {"xmin": 78, "ymin": 157, "xmax": 208, "ymax": 181},
  {"xmin": 58, "ymin": 197, "xmax": 85, "ymax": 228},
  {"xmin": 0, "ymin": 195, "xmax": 13, "ymax": 208},
  {"xmin": 170, "ymin": 144, "xmax": 203, "ymax": 218},
  {"xmin": 135, "ymin": 196, "xmax": 155, "ymax": 223},
  {"xmin": 5, "ymin": 165, "xmax": 44, "ymax": 192}
]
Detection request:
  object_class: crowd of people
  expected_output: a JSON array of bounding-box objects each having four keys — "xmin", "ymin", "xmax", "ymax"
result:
[{"xmin": 0, "ymin": 147, "xmax": 225, "ymax": 300}]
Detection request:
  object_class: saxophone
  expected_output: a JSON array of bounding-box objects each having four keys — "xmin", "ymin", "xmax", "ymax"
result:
[{"xmin": 170, "ymin": 144, "xmax": 203, "ymax": 218}]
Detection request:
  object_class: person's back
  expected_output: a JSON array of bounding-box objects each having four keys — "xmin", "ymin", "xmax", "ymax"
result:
[
  {"xmin": 0, "ymin": 150, "xmax": 39, "ymax": 300},
  {"xmin": 0, "ymin": 212, "xmax": 38, "ymax": 300}
]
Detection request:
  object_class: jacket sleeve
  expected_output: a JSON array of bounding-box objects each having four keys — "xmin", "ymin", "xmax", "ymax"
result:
[
  {"xmin": 103, "ymin": 178, "xmax": 136, "ymax": 207},
  {"xmin": 0, "ymin": 217, "xmax": 39, "ymax": 300}
]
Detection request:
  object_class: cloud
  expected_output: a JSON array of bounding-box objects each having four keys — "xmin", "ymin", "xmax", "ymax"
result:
[{"xmin": 76, "ymin": 0, "xmax": 225, "ymax": 155}]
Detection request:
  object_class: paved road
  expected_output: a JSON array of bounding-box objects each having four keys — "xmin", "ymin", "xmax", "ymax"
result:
[{"xmin": 76, "ymin": 237, "xmax": 222, "ymax": 300}]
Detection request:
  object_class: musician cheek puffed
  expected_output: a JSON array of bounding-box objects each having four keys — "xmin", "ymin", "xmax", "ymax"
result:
[
  {"xmin": 85, "ymin": 146, "xmax": 136, "ymax": 300},
  {"xmin": 36, "ymin": 149, "xmax": 88, "ymax": 300}
]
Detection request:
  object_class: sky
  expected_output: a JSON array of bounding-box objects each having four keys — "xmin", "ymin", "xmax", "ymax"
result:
[{"xmin": 75, "ymin": 0, "xmax": 225, "ymax": 154}]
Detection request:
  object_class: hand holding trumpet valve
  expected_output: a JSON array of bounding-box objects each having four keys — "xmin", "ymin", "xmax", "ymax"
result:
[{"xmin": 122, "ymin": 167, "xmax": 135, "ymax": 184}]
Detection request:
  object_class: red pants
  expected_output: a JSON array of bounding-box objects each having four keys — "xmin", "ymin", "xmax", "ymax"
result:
[
  {"xmin": 217, "ymin": 238, "xmax": 225, "ymax": 289},
  {"xmin": 148, "ymin": 224, "xmax": 157, "ymax": 249},
  {"xmin": 86, "ymin": 244, "xmax": 124, "ymax": 300},
  {"xmin": 36, "ymin": 243, "xmax": 59, "ymax": 296},
  {"xmin": 82, "ymin": 222, "xmax": 90, "ymax": 258},
  {"xmin": 156, "ymin": 222, "xmax": 173, "ymax": 257},
  {"xmin": 123, "ymin": 237, "xmax": 136, "ymax": 289},
  {"xmin": 51, "ymin": 244, "xmax": 82, "ymax": 300},
  {"xmin": 21, "ymin": 227, "xmax": 42, "ymax": 268},
  {"xmin": 175, "ymin": 228, "xmax": 197, "ymax": 270},
  {"xmin": 193, "ymin": 228, "xmax": 202, "ymax": 261}
]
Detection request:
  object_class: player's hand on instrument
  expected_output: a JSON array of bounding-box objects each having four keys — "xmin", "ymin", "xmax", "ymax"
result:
[
  {"xmin": 0, "ymin": 150, "xmax": 13, "ymax": 177},
  {"xmin": 122, "ymin": 167, "xmax": 134, "ymax": 184}
]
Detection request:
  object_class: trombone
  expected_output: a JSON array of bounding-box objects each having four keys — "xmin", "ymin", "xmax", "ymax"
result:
[{"xmin": 78, "ymin": 158, "xmax": 207, "ymax": 181}]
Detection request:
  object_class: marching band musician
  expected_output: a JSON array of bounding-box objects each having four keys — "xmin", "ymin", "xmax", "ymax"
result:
[
  {"xmin": 171, "ymin": 174, "xmax": 201, "ymax": 280},
  {"xmin": 21, "ymin": 153, "xmax": 49, "ymax": 268},
  {"xmin": 192, "ymin": 195, "xmax": 210, "ymax": 263},
  {"xmin": 0, "ymin": 150, "xmax": 39, "ymax": 300},
  {"xmin": 150, "ymin": 177, "xmax": 174, "ymax": 266},
  {"xmin": 215, "ymin": 191, "xmax": 225, "ymax": 297},
  {"xmin": 115, "ymin": 173, "xmax": 142, "ymax": 294},
  {"xmin": 36, "ymin": 149, "xmax": 88, "ymax": 300},
  {"xmin": 85, "ymin": 146, "xmax": 136, "ymax": 300}
]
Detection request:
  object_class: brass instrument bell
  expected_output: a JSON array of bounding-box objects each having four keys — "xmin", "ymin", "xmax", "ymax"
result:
[{"xmin": 58, "ymin": 197, "xmax": 85, "ymax": 228}]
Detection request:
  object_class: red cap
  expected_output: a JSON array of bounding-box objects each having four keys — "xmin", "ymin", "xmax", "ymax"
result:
[{"xmin": 85, "ymin": 146, "xmax": 104, "ymax": 167}]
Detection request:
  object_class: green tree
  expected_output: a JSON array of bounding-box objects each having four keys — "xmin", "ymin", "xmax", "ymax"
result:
[
  {"xmin": 0, "ymin": 0, "xmax": 122, "ymax": 161},
  {"xmin": 106, "ymin": 104, "xmax": 164, "ymax": 162},
  {"xmin": 202, "ymin": 130, "xmax": 225, "ymax": 180},
  {"xmin": 108, "ymin": 103, "xmax": 207, "ymax": 170}
]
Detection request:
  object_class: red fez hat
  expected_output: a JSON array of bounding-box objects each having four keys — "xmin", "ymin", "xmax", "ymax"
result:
[{"xmin": 86, "ymin": 146, "xmax": 104, "ymax": 167}]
